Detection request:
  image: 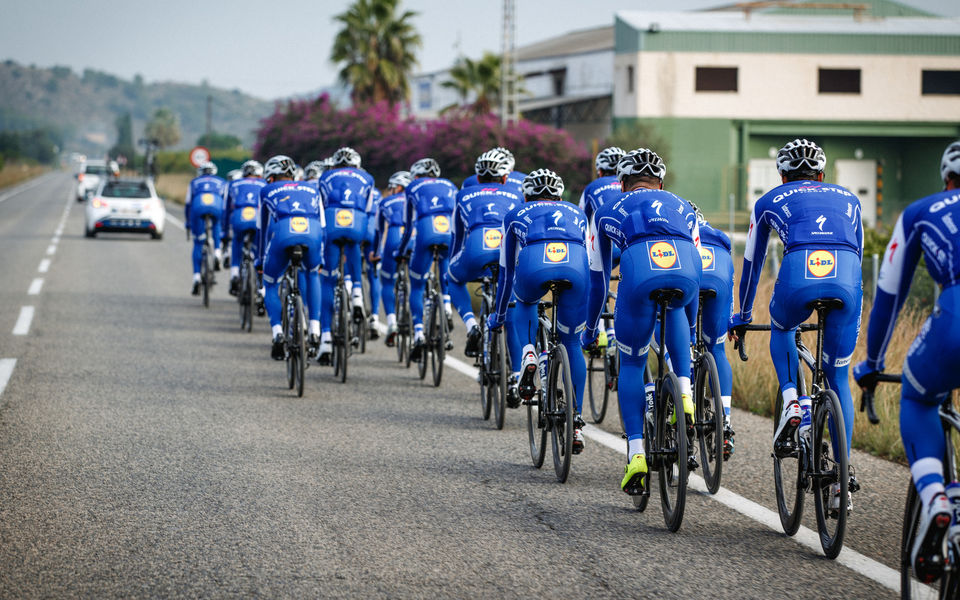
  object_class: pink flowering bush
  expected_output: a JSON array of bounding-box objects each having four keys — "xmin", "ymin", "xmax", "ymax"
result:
[{"xmin": 254, "ymin": 95, "xmax": 591, "ymax": 193}]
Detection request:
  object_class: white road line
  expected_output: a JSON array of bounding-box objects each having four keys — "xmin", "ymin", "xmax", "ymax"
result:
[
  {"xmin": 0, "ymin": 358, "xmax": 15, "ymax": 400},
  {"xmin": 12, "ymin": 306, "xmax": 34, "ymax": 336},
  {"xmin": 27, "ymin": 278, "xmax": 43, "ymax": 295},
  {"xmin": 46, "ymin": 244, "xmax": 56, "ymax": 256},
  {"xmin": 0, "ymin": 173, "xmax": 54, "ymax": 204},
  {"xmin": 165, "ymin": 213, "xmax": 185, "ymax": 231},
  {"xmin": 430, "ymin": 334, "xmax": 909, "ymax": 594},
  {"xmin": 51, "ymin": 236, "xmax": 60, "ymax": 245},
  {"xmin": 38, "ymin": 259, "xmax": 50, "ymax": 273}
]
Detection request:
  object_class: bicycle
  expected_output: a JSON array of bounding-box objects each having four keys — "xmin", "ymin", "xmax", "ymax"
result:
[
  {"xmin": 525, "ymin": 282, "xmax": 578, "ymax": 483},
  {"xmin": 628, "ymin": 288, "xmax": 689, "ymax": 532},
  {"xmin": 475, "ymin": 264, "xmax": 508, "ymax": 429},
  {"xmin": 586, "ymin": 278, "xmax": 620, "ymax": 424},
  {"xmin": 418, "ymin": 244, "xmax": 451, "ymax": 387},
  {"xmin": 861, "ymin": 374, "xmax": 959, "ymax": 598},
  {"xmin": 394, "ymin": 256, "xmax": 413, "ymax": 368},
  {"xmin": 352, "ymin": 271, "xmax": 368, "ymax": 356},
  {"xmin": 735, "ymin": 298, "xmax": 851, "ymax": 559},
  {"xmin": 692, "ymin": 288, "xmax": 726, "ymax": 494},
  {"xmin": 278, "ymin": 245, "xmax": 308, "ymax": 397},
  {"xmin": 237, "ymin": 231, "xmax": 257, "ymax": 332},
  {"xmin": 199, "ymin": 215, "xmax": 217, "ymax": 308},
  {"xmin": 330, "ymin": 241, "xmax": 354, "ymax": 384}
]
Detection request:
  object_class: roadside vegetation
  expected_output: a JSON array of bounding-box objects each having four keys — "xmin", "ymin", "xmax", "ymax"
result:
[{"xmin": 0, "ymin": 160, "xmax": 48, "ymax": 190}]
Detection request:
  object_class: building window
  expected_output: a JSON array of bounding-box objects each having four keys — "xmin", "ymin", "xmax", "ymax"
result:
[
  {"xmin": 922, "ymin": 70, "xmax": 960, "ymax": 95},
  {"xmin": 819, "ymin": 68, "xmax": 860, "ymax": 94},
  {"xmin": 695, "ymin": 67, "xmax": 738, "ymax": 92},
  {"xmin": 626, "ymin": 65, "xmax": 634, "ymax": 94},
  {"xmin": 417, "ymin": 80, "xmax": 432, "ymax": 110}
]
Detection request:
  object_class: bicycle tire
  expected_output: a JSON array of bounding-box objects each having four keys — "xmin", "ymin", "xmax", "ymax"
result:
[
  {"xmin": 631, "ymin": 409, "xmax": 655, "ymax": 513},
  {"xmin": 417, "ymin": 294, "xmax": 431, "ymax": 381},
  {"xmin": 491, "ymin": 328, "xmax": 507, "ymax": 430},
  {"xmin": 479, "ymin": 297, "xmax": 493, "ymax": 421},
  {"xmin": 431, "ymin": 295, "xmax": 446, "ymax": 387},
  {"xmin": 201, "ymin": 246, "xmax": 211, "ymax": 308},
  {"xmin": 812, "ymin": 389, "xmax": 848, "ymax": 559},
  {"xmin": 293, "ymin": 294, "xmax": 306, "ymax": 397},
  {"xmin": 772, "ymin": 388, "xmax": 805, "ymax": 536},
  {"xmin": 658, "ymin": 371, "xmax": 687, "ymax": 532},
  {"xmin": 695, "ymin": 352, "xmax": 724, "ymax": 494},
  {"xmin": 587, "ymin": 352, "xmax": 609, "ymax": 424},
  {"xmin": 283, "ymin": 290, "xmax": 295, "ymax": 390},
  {"xmin": 338, "ymin": 284, "xmax": 350, "ymax": 384},
  {"xmin": 549, "ymin": 344, "xmax": 575, "ymax": 483},
  {"xmin": 527, "ymin": 372, "xmax": 548, "ymax": 470}
]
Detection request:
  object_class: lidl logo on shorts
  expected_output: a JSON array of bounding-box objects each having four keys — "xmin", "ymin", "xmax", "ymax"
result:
[
  {"xmin": 241, "ymin": 206, "xmax": 256, "ymax": 221},
  {"xmin": 201, "ymin": 193, "xmax": 215, "ymax": 206},
  {"xmin": 700, "ymin": 246, "xmax": 715, "ymax": 271},
  {"xmin": 433, "ymin": 214, "xmax": 450, "ymax": 234},
  {"xmin": 806, "ymin": 249, "xmax": 837, "ymax": 279},
  {"xmin": 290, "ymin": 217, "xmax": 310, "ymax": 234},
  {"xmin": 544, "ymin": 242, "xmax": 569, "ymax": 264},
  {"xmin": 648, "ymin": 240, "xmax": 680, "ymax": 270},
  {"xmin": 483, "ymin": 228, "xmax": 503, "ymax": 249},
  {"xmin": 335, "ymin": 209, "xmax": 354, "ymax": 228}
]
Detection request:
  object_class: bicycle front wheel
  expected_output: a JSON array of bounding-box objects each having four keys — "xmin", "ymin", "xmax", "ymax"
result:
[
  {"xmin": 657, "ymin": 371, "xmax": 687, "ymax": 532},
  {"xmin": 549, "ymin": 344, "xmax": 575, "ymax": 483},
  {"xmin": 587, "ymin": 352, "xmax": 609, "ymax": 424},
  {"xmin": 695, "ymin": 352, "xmax": 724, "ymax": 494},
  {"xmin": 812, "ymin": 389, "xmax": 848, "ymax": 559}
]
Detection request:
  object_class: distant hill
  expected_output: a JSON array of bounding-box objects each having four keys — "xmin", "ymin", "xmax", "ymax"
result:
[{"xmin": 0, "ymin": 60, "xmax": 276, "ymax": 155}]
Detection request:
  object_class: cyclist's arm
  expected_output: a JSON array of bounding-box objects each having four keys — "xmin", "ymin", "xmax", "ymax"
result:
[
  {"xmin": 396, "ymin": 192, "xmax": 415, "ymax": 255},
  {"xmin": 184, "ymin": 186, "xmax": 192, "ymax": 224},
  {"xmin": 865, "ymin": 213, "xmax": 921, "ymax": 370},
  {"xmin": 450, "ymin": 204, "xmax": 465, "ymax": 258},
  {"xmin": 584, "ymin": 214, "xmax": 612, "ymax": 340},
  {"xmin": 736, "ymin": 202, "xmax": 772, "ymax": 321},
  {"xmin": 492, "ymin": 222, "xmax": 518, "ymax": 323},
  {"xmin": 257, "ymin": 196, "xmax": 270, "ymax": 267}
]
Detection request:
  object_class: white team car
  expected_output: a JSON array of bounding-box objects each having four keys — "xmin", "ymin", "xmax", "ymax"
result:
[
  {"xmin": 84, "ymin": 178, "xmax": 166, "ymax": 239},
  {"xmin": 76, "ymin": 159, "xmax": 110, "ymax": 202}
]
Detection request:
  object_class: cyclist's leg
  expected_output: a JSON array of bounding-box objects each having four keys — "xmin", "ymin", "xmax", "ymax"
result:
[
  {"xmin": 768, "ymin": 253, "xmax": 811, "ymax": 419},
  {"xmin": 505, "ymin": 297, "xmax": 523, "ymax": 370},
  {"xmin": 319, "ymin": 241, "xmax": 341, "ymax": 336},
  {"xmin": 190, "ymin": 211, "xmax": 206, "ymax": 277},
  {"xmin": 820, "ymin": 287, "xmax": 862, "ymax": 458},
  {"xmin": 367, "ymin": 256, "xmax": 382, "ymax": 319},
  {"xmin": 378, "ymin": 228, "xmax": 401, "ymax": 327},
  {"xmin": 555, "ymin": 283, "xmax": 588, "ymax": 414},
  {"xmin": 230, "ymin": 215, "xmax": 246, "ymax": 281},
  {"xmin": 701, "ymin": 254, "xmax": 735, "ymax": 423},
  {"xmin": 261, "ymin": 235, "xmax": 289, "ymax": 334},
  {"xmin": 447, "ymin": 237, "xmax": 488, "ymax": 331},
  {"xmin": 344, "ymin": 240, "xmax": 364, "ymax": 309},
  {"xmin": 407, "ymin": 241, "xmax": 432, "ymax": 336},
  {"xmin": 303, "ymin": 239, "xmax": 323, "ymax": 337},
  {"xmin": 439, "ymin": 252, "xmax": 453, "ymax": 317}
]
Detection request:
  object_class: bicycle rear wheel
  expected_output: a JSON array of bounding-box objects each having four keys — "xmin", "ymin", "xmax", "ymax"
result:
[
  {"xmin": 418, "ymin": 296, "xmax": 431, "ymax": 381},
  {"xmin": 657, "ymin": 371, "xmax": 687, "ymax": 532},
  {"xmin": 490, "ymin": 329, "xmax": 507, "ymax": 430},
  {"xmin": 479, "ymin": 298, "xmax": 493, "ymax": 421},
  {"xmin": 201, "ymin": 246, "xmax": 211, "ymax": 308},
  {"xmin": 337, "ymin": 285, "xmax": 350, "ymax": 383},
  {"xmin": 293, "ymin": 294, "xmax": 306, "ymax": 397},
  {"xmin": 772, "ymin": 388, "xmax": 805, "ymax": 536},
  {"xmin": 283, "ymin": 291, "xmax": 295, "ymax": 390},
  {"xmin": 695, "ymin": 352, "xmax": 724, "ymax": 494},
  {"xmin": 431, "ymin": 296, "xmax": 446, "ymax": 387},
  {"xmin": 526, "ymin": 370, "xmax": 548, "ymax": 469},
  {"xmin": 587, "ymin": 352, "xmax": 609, "ymax": 424},
  {"xmin": 812, "ymin": 389, "xmax": 848, "ymax": 559},
  {"xmin": 549, "ymin": 344, "xmax": 575, "ymax": 483}
]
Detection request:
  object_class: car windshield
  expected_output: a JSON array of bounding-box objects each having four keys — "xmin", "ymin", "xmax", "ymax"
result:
[
  {"xmin": 85, "ymin": 165, "xmax": 109, "ymax": 176},
  {"xmin": 102, "ymin": 182, "xmax": 151, "ymax": 199}
]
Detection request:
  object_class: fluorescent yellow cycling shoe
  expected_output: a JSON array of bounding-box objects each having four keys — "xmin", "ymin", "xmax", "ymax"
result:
[
  {"xmin": 682, "ymin": 393, "xmax": 694, "ymax": 417},
  {"xmin": 597, "ymin": 329, "xmax": 608, "ymax": 348},
  {"xmin": 621, "ymin": 453, "xmax": 648, "ymax": 495}
]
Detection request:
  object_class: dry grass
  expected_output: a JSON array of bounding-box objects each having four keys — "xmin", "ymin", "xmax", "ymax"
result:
[
  {"xmin": 153, "ymin": 173, "xmax": 193, "ymax": 205},
  {"xmin": 0, "ymin": 162, "xmax": 49, "ymax": 190},
  {"xmin": 728, "ymin": 272, "xmax": 926, "ymax": 463}
]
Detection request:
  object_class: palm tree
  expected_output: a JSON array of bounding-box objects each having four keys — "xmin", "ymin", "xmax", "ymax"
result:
[
  {"xmin": 331, "ymin": 0, "xmax": 422, "ymax": 107},
  {"xmin": 441, "ymin": 52, "xmax": 501, "ymax": 116}
]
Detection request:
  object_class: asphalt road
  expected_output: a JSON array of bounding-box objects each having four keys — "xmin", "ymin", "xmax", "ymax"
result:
[{"xmin": 0, "ymin": 174, "xmax": 913, "ymax": 598}]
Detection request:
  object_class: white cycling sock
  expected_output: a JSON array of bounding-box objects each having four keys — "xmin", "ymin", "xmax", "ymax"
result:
[
  {"xmin": 781, "ymin": 386, "xmax": 798, "ymax": 406},
  {"xmin": 628, "ymin": 438, "xmax": 645, "ymax": 459},
  {"xmin": 193, "ymin": 273, "xmax": 201, "ymax": 283},
  {"xmin": 464, "ymin": 316, "xmax": 477, "ymax": 331},
  {"xmin": 230, "ymin": 265, "xmax": 240, "ymax": 278},
  {"xmin": 678, "ymin": 376, "xmax": 692, "ymax": 398},
  {"xmin": 321, "ymin": 331, "xmax": 332, "ymax": 344},
  {"xmin": 722, "ymin": 395, "xmax": 732, "ymax": 418},
  {"xmin": 309, "ymin": 320, "xmax": 320, "ymax": 336},
  {"xmin": 272, "ymin": 324, "xmax": 283, "ymax": 337},
  {"xmin": 387, "ymin": 313, "xmax": 397, "ymax": 327}
]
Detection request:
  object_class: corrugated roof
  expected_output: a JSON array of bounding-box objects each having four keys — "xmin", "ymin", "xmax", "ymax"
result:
[
  {"xmin": 705, "ymin": 0, "xmax": 937, "ymax": 17},
  {"xmin": 517, "ymin": 26, "xmax": 613, "ymax": 61},
  {"xmin": 617, "ymin": 10, "xmax": 960, "ymax": 35}
]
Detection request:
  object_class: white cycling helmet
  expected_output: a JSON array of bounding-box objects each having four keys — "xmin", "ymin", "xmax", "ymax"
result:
[
  {"xmin": 522, "ymin": 168, "xmax": 564, "ymax": 199},
  {"xmin": 197, "ymin": 161, "xmax": 218, "ymax": 176},
  {"xmin": 617, "ymin": 148, "xmax": 666, "ymax": 182},
  {"xmin": 332, "ymin": 147, "xmax": 361, "ymax": 168},
  {"xmin": 475, "ymin": 149, "xmax": 510, "ymax": 178},
  {"xmin": 491, "ymin": 146, "xmax": 515, "ymax": 172},
  {"xmin": 226, "ymin": 169, "xmax": 242, "ymax": 181},
  {"xmin": 776, "ymin": 138, "xmax": 826, "ymax": 176},
  {"xmin": 241, "ymin": 159, "xmax": 263, "ymax": 178},
  {"xmin": 263, "ymin": 155, "xmax": 297, "ymax": 180},
  {"xmin": 304, "ymin": 160, "xmax": 326, "ymax": 180},
  {"xmin": 940, "ymin": 141, "xmax": 960, "ymax": 183},
  {"xmin": 595, "ymin": 146, "xmax": 626, "ymax": 173},
  {"xmin": 411, "ymin": 158, "xmax": 441, "ymax": 178},
  {"xmin": 388, "ymin": 170, "xmax": 412, "ymax": 189}
]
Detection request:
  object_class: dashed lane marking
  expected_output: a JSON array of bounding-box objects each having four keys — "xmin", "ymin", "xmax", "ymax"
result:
[
  {"xmin": 45, "ymin": 245, "xmax": 56, "ymax": 256},
  {"xmin": 12, "ymin": 306, "xmax": 34, "ymax": 336},
  {"xmin": 27, "ymin": 278, "xmax": 43, "ymax": 296},
  {"xmin": 38, "ymin": 259, "xmax": 50, "ymax": 273},
  {"xmin": 0, "ymin": 359, "xmax": 15, "ymax": 402}
]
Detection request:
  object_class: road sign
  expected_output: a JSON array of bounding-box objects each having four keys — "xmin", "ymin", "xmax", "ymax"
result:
[{"xmin": 189, "ymin": 146, "xmax": 211, "ymax": 168}]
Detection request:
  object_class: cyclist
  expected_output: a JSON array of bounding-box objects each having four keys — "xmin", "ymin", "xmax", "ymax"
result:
[
  {"xmin": 447, "ymin": 150, "xmax": 521, "ymax": 358},
  {"xmin": 582, "ymin": 148, "xmax": 701, "ymax": 494},
  {"xmin": 853, "ymin": 141, "xmax": 960, "ymax": 581},
  {"xmin": 689, "ymin": 202, "xmax": 737, "ymax": 458},
  {"xmin": 303, "ymin": 160, "xmax": 327, "ymax": 191},
  {"xmin": 579, "ymin": 146, "xmax": 626, "ymax": 349},
  {"xmin": 489, "ymin": 168, "xmax": 590, "ymax": 452},
  {"xmin": 226, "ymin": 160, "xmax": 266, "ymax": 296},
  {"xmin": 185, "ymin": 161, "xmax": 227, "ymax": 295},
  {"xmin": 395, "ymin": 158, "xmax": 458, "ymax": 361},
  {"xmin": 317, "ymin": 147, "xmax": 375, "ymax": 363},
  {"xmin": 373, "ymin": 171, "xmax": 412, "ymax": 346},
  {"xmin": 257, "ymin": 155, "xmax": 324, "ymax": 360},
  {"xmin": 363, "ymin": 186, "xmax": 384, "ymax": 338},
  {"xmin": 729, "ymin": 138, "xmax": 863, "ymax": 512},
  {"xmin": 461, "ymin": 146, "xmax": 525, "ymax": 196}
]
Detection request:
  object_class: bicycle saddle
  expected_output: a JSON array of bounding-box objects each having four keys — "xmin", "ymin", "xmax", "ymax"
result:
[
  {"xmin": 286, "ymin": 245, "xmax": 306, "ymax": 263},
  {"xmin": 649, "ymin": 288, "xmax": 685, "ymax": 304},
  {"xmin": 700, "ymin": 289, "xmax": 717, "ymax": 300},
  {"xmin": 806, "ymin": 298, "xmax": 844, "ymax": 312}
]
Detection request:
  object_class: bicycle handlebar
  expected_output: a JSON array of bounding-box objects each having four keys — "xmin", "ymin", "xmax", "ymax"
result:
[
  {"xmin": 733, "ymin": 323, "xmax": 818, "ymax": 362},
  {"xmin": 857, "ymin": 372, "xmax": 901, "ymax": 425}
]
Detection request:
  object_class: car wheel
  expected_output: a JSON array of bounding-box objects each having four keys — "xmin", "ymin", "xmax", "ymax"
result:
[
  {"xmin": 151, "ymin": 231, "xmax": 163, "ymax": 240},
  {"xmin": 85, "ymin": 227, "xmax": 96, "ymax": 238}
]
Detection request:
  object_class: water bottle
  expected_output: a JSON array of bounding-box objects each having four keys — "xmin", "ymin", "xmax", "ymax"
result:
[
  {"xmin": 538, "ymin": 350, "xmax": 548, "ymax": 390},
  {"xmin": 798, "ymin": 395, "xmax": 812, "ymax": 441},
  {"xmin": 946, "ymin": 482, "xmax": 960, "ymax": 542},
  {"xmin": 644, "ymin": 383, "xmax": 656, "ymax": 424}
]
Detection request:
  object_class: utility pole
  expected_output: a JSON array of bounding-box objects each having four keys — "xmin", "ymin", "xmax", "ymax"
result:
[
  {"xmin": 205, "ymin": 94, "xmax": 212, "ymax": 136},
  {"xmin": 500, "ymin": 0, "xmax": 518, "ymax": 127}
]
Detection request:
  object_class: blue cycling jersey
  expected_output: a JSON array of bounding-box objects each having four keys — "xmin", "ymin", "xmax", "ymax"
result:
[
  {"xmin": 227, "ymin": 177, "xmax": 266, "ymax": 212},
  {"xmin": 461, "ymin": 170, "xmax": 526, "ymax": 197},
  {"xmin": 185, "ymin": 174, "xmax": 227, "ymax": 224},
  {"xmin": 397, "ymin": 176, "xmax": 458, "ymax": 254},
  {"xmin": 739, "ymin": 180, "xmax": 863, "ymax": 321},
  {"xmin": 699, "ymin": 218, "xmax": 731, "ymax": 252},
  {"xmin": 450, "ymin": 183, "xmax": 521, "ymax": 258},
  {"xmin": 594, "ymin": 188, "xmax": 699, "ymax": 251},
  {"xmin": 578, "ymin": 175, "xmax": 622, "ymax": 223},
  {"xmin": 258, "ymin": 181, "xmax": 324, "ymax": 265},
  {"xmin": 319, "ymin": 167, "xmax": 375, "ymax": 211}
]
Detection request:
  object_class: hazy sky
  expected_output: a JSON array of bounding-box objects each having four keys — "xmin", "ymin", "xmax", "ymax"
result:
[{"xmin": 1, "ymin": 0, "xmax": 957, "ymax": 100}]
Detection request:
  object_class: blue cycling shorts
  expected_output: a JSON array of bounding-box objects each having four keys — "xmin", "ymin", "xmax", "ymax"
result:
[
  {"xmin": 262, "ymin": 216, "xmax": 323, "ymax": 283},
  {"xmin": 448, "ymin": 229, "xmax": 502, "ymax": 284},
  {"xmin": 325, "ymin": 207, "xmax": 367, "ymax": 245}
]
